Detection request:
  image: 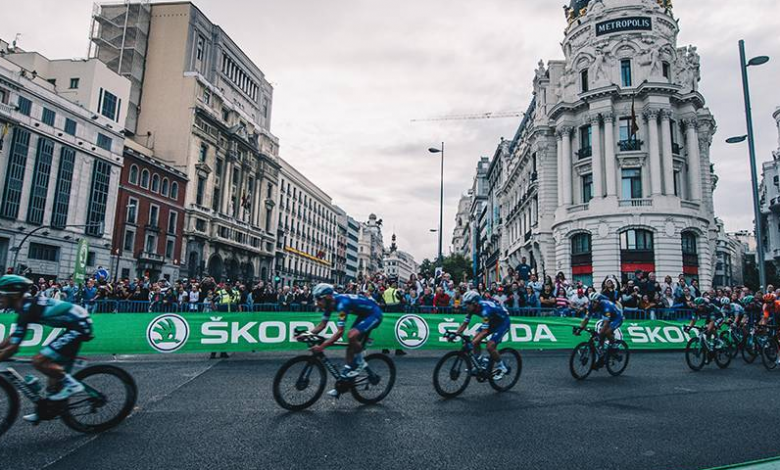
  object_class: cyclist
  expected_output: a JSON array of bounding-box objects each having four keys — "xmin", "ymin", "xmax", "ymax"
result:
[
  {"xmin": 761, "ymin": 293, "xmax": 780, "ymax": 327},
  {"xmin": 309, "ymin": 283, "xmax": 382, "ymax": 382},
  {"xmin": 721, "ymin": 298, "xmax": 745, "ymax": 326},
  {"xmin": 0, "ymin": 275, "xmax": 93, "ymax": 422},
  {"xmin": 575, "ymin": 293, "xmax": 624, "ymax": 353},
  {"xmin": 686, "ymin": 297, "xmax": 724, "ymax": 344},
  {"xmin": 449, "ymin": 291, "xmax": 510, "ymax": 379}
]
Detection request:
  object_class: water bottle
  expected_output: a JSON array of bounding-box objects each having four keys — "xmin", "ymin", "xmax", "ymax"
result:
[{"xmin": 24, "ymin": 375, "xmax": 42, "ymax": 396}]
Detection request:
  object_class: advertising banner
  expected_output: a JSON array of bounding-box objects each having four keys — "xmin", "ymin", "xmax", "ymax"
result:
[
  {"xmin": 0, "ymin": 312, "xmax": 696, "ymax": 356},
  {"xmin": 73, "ymin": 239, "xmax": 89, "ymax": 285}
]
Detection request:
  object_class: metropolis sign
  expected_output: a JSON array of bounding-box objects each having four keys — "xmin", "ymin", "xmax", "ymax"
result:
[{"xmin": 595, "ymin": 17, "xmax": 652, "ymax": 36}]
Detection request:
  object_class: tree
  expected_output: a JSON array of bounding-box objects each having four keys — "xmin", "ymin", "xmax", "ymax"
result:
[
  {"xmin": 418, "ymin": 258, "xmax": 434, "ymax": 278},
  {"xmin": 442, "ymin": 254, "xmax": 472, "ymax": 283}
]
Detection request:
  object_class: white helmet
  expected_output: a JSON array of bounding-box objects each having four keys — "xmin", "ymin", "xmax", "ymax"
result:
[
  {"xmin": 589, "ymin": 292, "xmax": 601, "ymax": 302},
  {"xmin": 313, "ymin": 283, "xmax": 335, "ymax": 299},
  {"xmin": 462, "ymin": 290, "xmax": 482, "ymax": 305}
]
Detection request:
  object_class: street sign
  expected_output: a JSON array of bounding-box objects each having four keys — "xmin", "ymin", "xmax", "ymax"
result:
[{"xmin": 74, "ymin": 239, "xmax": 89, "ymax": 285}]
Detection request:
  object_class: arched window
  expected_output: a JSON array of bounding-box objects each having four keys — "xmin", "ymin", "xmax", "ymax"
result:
[
  {"xmin": 140, "ymin": 169, "xmax": 150, "ymax": 189},
  {"xmin": 161, "ymin": 178, "xmax": 169, "ymax": 196},
  {"xmin": 129, "ymin": 165, "xmax": 139, "ymax": 185},
  {"xmin": 151, "ymin": 174, "xmax": 160, "ymax": 193},
  {"xmin": 571, "ymin": 233, "xmax": 593, "ymax": 286},
  {"xmin": 171, "ymin": 182, "xmax": 179, "ymax": 200},
  {"xmin": 619, "ymin": 229, "xmax": 655, "ymax": 282},
  {"xmin": 682, "ymin": 231, "xmax": 699, "ymax": 280}
]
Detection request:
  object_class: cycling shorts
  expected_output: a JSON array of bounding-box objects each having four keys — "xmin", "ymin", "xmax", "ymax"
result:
[
  {"xmin": 41, "ymin": 328, "xmax": 92, "ymax": 365},
  {"xmin": 481, "ymin": 318, "xmax": 510, "ymax": 345},
  {"xmin": 350, "ymin": 313, "xmax": 382, "ymax": 335},
  {"xmin": 607, "ymin": 315, "xmax": 624, "ymax": 330}
]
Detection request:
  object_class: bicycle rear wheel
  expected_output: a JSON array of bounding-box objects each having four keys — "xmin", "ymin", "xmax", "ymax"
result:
[
  {"xmin": 273, "ymin": 356, "xmax": 326, "ymax": 411},
  {"xmin": 0, "ymin": 376, "xmax": 19, "ymax": 439},
  {"xmin": 489, "ymin": 348, "xmax": 522, "ymax": 392},
  {"xmin": 719, "ymin": 332, "xmax": 737, "ymax": 359},
  {"xmin": 351, "ymin": 354, "xmax": 396, "ymax": 405},
  {"xmin": 761, "ymin": 340, "xmax": 778, "ymax": 371},
  {"xmin": 569, "ymin": 342, "xmax": 595, "ymax": 380},
  {"xmin": 714, "ymin": 338, "xmax": 732, "ymax": 369},
  {"xmin": 742, "ymin": 336, "xmax": 758, "ymax": 364},
  {"xmin": 606, "ymin": 341, "xmax": 630, "ymax": 377},
  {"xmin": 685, "ymin": 337, "xmax": 706, "ymax": 371},
  {"xmin": 432, "ymin": 351, "xmax": 472, "ymax": 398},
  {"xmin": 62, "ymin": 365, "xmax": 138, "ymax": 433}
]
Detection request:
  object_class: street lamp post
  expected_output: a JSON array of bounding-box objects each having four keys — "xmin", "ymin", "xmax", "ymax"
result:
[
  {"xmin": 727, "ymin": 39, "xmax": 770, "ymax": 289},
  {"xmin": 428, "ymin": 143, "xmax": 445, "ymax": 265},
  {"xmin": 10, "ymin": 223, "xmax": 104, "ymax": 275}
]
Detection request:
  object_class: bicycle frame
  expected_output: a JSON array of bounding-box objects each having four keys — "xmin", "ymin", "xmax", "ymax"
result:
[{"xmin": 0, "ymin": 368, "xmax": 41, "ymax": 404}]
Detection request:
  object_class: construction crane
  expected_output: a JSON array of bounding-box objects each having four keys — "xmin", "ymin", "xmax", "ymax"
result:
[{"xmin": 410, "ymin": 110, "xmax": 525, "ymax": 123}]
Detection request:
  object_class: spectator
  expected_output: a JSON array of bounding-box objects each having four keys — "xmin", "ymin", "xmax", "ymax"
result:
[
  {"xmin": 525, "ymin": 286, "xmax": 540, "ymax": 310},
  {"xmin": 516, "ymin": 257, "xmax": 532, "ymax": 282},
  {"xmin": 433, "ymin": 287, "xmax": 451, "ymax": 309}
]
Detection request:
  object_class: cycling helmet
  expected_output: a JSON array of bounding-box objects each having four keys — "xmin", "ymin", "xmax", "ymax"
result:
[
  {"xmin": 589, "ymin": 292, "xmax": 601, "ymax": 302},
  {"xmin": 0, "ymin": 275, "xmax": 33, "ymax": 295},
  {"xmin": 741, "ymin": 295, "xmax": 755, "ymax": 306},
  {"xmin": 462, "ymin": 290, "xmax": 482, "ymax": 305},
  {"xmin": 763, "ymin": 293, "xmax": 776, "ymax": 304},
  {"xmin": 693, "ymin": 297, "xmax": 707, "ymax": 306},
  {"xmin": 720, "ymin": 298, "xmax": 730, "ymax": 306},
  {"xmin": 312, "ymin": 283, "xmax": 335, "ymax": 300}
]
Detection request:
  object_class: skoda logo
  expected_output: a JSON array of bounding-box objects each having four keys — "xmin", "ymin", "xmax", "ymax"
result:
[
  {"xmin": 394, "ymin": 314, "xmax": 429, "ymax": 349},
  {"xmin": 147, "ymin": 314, "xmax": 190, "ymax": 353}
]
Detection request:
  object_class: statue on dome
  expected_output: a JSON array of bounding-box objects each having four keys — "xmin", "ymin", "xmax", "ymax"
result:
[{"xmin": 535, "ymin": 60, "xmax": 547, "ymax": 81}]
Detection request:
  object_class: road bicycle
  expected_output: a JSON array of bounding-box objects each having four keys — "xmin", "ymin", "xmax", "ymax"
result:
[
  {"xmin": 0, "ymin": 358, "xmax": 137, "ymax": 438},
  {"xmin": 757, "ymin": 324, "xmax": 780, "ymax": 371},
  {"xmin": 569, "ymin": 323, "xmax": 630, "ymax": 380},
  {"xmin": 719, "ymin": 321, "xmax": 746, "ymax": 360},
  {"xmin": 684, "ymin": 323, "xmax": 731, "ymax": 371},
  {"xmin": 272, "ymin": 328, "xmax": 396, "ymax": 411},
  {"xmin": 432, "ymin": 332, "xmax": 522, "ymax": 398},
  {"xmin": 740, "ymin": 323, "xmax": 772, "ymax": 364}
]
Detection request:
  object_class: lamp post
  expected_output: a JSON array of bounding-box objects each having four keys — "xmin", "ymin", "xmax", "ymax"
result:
[
  {"xmin": 726, "ymin": 39, "xmax": 770, "ymax": 289},
  {"xmin": 11, "ymin": 223, "xmax": 104, "ymax": 275},
  {"xmin": 428, "ymin": 143, "xmax": 445, "ymax": 265}
]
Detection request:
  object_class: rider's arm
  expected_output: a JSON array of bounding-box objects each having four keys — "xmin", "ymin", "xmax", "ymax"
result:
[
  {"xmin": 455, "ymin": 312, "xmax": 472, "ymax": 335},
  {"xmin": 313, "ymin": 310, "xmax": 347, "ymax": 351}
]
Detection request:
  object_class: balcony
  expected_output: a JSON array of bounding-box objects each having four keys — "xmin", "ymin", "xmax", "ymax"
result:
[
  {"xmin": 138, "ymin": 251, "xmax": 164, "ymax": 263},
  {"xmin": 0, "ymin": 102, "xmax": 15, "ymax": 116},
  {"xmin": 567, "ymin": 203, "xmax": 589, "ymax": 214},
  {"xmin": 680, "ymin": 200, "xmax": 700, "ymax": 210},
  {"xmin": 619, "ymin": 198, "xmax": 653, "ymax": 208},
  {"xmin": 576, "ymin": 146, "xmax": 592, "ymax": 159},
  {"xmin": 618, "ymin": 139, "xmax": 644, "ymax": 152},
  {"xmin": 144, "ymin": 223, "xmax": 160, "ymax": 232}
]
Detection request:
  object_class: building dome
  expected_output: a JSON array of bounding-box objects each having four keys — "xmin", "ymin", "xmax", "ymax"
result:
[
  {"xmin": 368, "ymin": 213, "xmax": 377, "ymax": 220},
  {"xmin": 569, "ymin": 0, "xmax": 590, "ymax": 10}
]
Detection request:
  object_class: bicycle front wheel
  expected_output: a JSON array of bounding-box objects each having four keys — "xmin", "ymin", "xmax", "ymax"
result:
[
  {"xmin": 761, "ymin": 340, "xmax": 778, "ymax": 371},
  {"xmin": 489, "ymin": 348, "xmax": 522, "ymax": 392},
  {"xmin": 0, "ymin": 376, "xmax": 20, "ymax": 439},
  {"xmin": 606, "ymin": 341, "xmax": 630, "ymax": 377},
  {"xmin": 62, "ymin": 365, "xmax": 138, "ymax": 433},
  {"xmin": 432, "ymin": 351, "xmax": 472, "ymax": 398},
  {"xmin": 742, "ymin": 336, "xmax": 758, "ymax": 364},
  {"xmin": 351, "ymin": 354, "xmax": 396, "ymax": 405},
  {"xmin": 714, "ymin": 338, "xmax": 732, "ymax": 369},
  {"xmin": 273, "ymin": 356, "xmax": 326, "ymax": 411},
  {"xmin": 569, "ymin": 342, "xmax": 595, "ymax": 380},
  {"xmin": 685, "ymin": 337, "xmax": 706, "ymax": 371},
  {"xmin": 719, "ymin": 332, "xmax": 737, "ymax": 360}
]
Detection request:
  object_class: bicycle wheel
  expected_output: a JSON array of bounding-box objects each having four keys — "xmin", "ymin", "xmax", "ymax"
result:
[
  {"xmin": 62, "ymin": 365, "xmax": 138, "ymax": 433},
  {"xmin": 0, "ymin": 376, "xmax": 20, "ymax": 439},
  {"xmin": 719, "ymin": 332, "xmax": 737, "ymax": 360},
  {"xmin": 432, "ymin": 351, "xmax": 472, "ymax": 398},
  {"xmin": 685, "ymin": 337, "xmax": 706, "ymax": 371},
  {"xmin": 272, "ymin": 356, "xmax": 326, "ymax": 411},
  {"xmin": 351, "ymin": 354, "xmax": 396, "ymax": 405},
  {"xmin": 714, "ymin": 338, "xmax": 732, "ymax": 369},
  {"xmin": 742, "ymin": 335, "xmax": 758, "ymax": 364},
  {"xmin": 489, "ymin": 348, "xmax": 522, "ymax": 392},
  {"xmin": 761, "ymin": 340, "xmax": 778, "ymax": 371},
  {"xmin": 606, "ymin": 341, "xmax": 630, "ymax": 377},
  {"xmin": 569, "ymin": 342, "xmax": 595, "ymax": 380}
]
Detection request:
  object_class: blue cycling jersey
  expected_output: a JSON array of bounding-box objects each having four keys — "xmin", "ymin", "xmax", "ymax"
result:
[
  {"xmin": 321, "ymin": 294, "xmax": 383, "ymax": 329},
  {"xmin": 465, "ymin": 300, "xmax": 510, "ymax": 330},
  {"xmin": 589, "ymin": 296, "xmax": 623, "ymax": 320},
  {"xmin": 9, "ymin": 295, "xmax": 92, "ymax": 346}
]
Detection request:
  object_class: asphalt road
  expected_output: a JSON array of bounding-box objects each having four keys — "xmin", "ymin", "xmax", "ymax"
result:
[{"xmin": 1, "ymin": 350, "xmax": 780, "ymax": 470}]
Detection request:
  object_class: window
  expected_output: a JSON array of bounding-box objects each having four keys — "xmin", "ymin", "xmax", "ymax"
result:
[
  {"xmin": 203, "ymin": 89, "xmax": 210, "ymax": 104},
  {"xmin": 28, "ymin": 242, "xmax": 59, "ymax": 261},
  {"xmin": 199, "ymin": 143, "xmax": 208, "ymax": 162},
  {"xmin": 168, "ymin": 211, "xmax": 178, "ymax": 234},
  {"xmin": 128, "ymin": 165, "xmax": 139, "ymax": 185},
  {"xmin": 165, "ymin": 239, "xmax": 175, "ymax": 259},
  {"xmin": 69, "ymin": 78, "xmax": 80, "ymax": 89},
  {"xmin": 151, "ymin": 173, "xmax": 160, "ymax": 193},
  {"xmin": 126, "ymin": 197, "xmax": 138, "ymax": 224},
  {"xmin": 582, "ymin": 174, "xmax": 593, "ymax": 203},
  {"xmin": 86, "ymin": 251, "xmax": 96, "ymax": 267},
  {"xmin": 620, "ymin": 59, "xmax": 632, "ymax": 87},
  {"xmin": 161, "ymin": 178, "xmax": 169, "ymax": 196},
  {"xmin": 64, "ymin": 118, "xmax": 77, "ymax": 136},
  {"xmin": 99, "ymin": 89, "xmax": 119, "ymax": 121},
  {"xmin": 85, "ymin": 160, "xmax": 111, "ymax": 236},
  {"xmin": 145, "ymin": 233, "xmax": 157, "ymax": 254},
  {"xmin": 662, "ymin": 62, "xmax": 671, "ymax": 81},
  {"xmin": 96, "ymin": 133, "xmax": 112, "ymax": 151},
  {"xmin": 149, "ymin": 205, "xmax": 159, "ymax": 228},
  {"xmin": 265, "ymin": 208, "xmax": 273, "ymax": 233},
  {"xmin": 620, "ymin": 229, "xmax": 654, "ymax": 251},
  {"xmin": 196, "ymin": 177, "xmax": 206, "ymax": 205},
  {"xmin": 123, "ymin": 229, "xmax": 135, "ymax": 252},
  {"xmin": 0, "ymin": 88, "xmax": 8, "ymax": 104},
  {"xmin": 26, "ymin": 137, "xmax": 55, "ymax": 225},
  {"xmin": 674, "ymin": 170, "xmax": 681, "ymax": 197},
  {"xmin": 578, "ymin": 125, "xmax": 592, "ymax": 158},
  {"xmin": 140, "ymin": 169, "xmax": 150, "ymax": 188},
  {"xmin": 682, "ymin": 232, "xmax": 697, "ymax": 255},
  {"xmin": 621, "ymin": 169, "xmax": 642, "ymax": 199},
  {"xmin": 196, "ymin": 35, "xmax": 205, "ymax": 61},
  {"xmin": 41, "ymin": 108, "xmax": 55, "ymax": 126},
  {"xmin": 51, "ymin": 147, "xmax": 75, "ymax": 228},
  {"xmin": 266, "ymin": 183, "xmax": 273, "ymax": 199},
  {"xmin": 222, "ymin": 108, "xmax": 230, "ymax": 123},
  {"xmin": 1, "ymin": 128, "xmax": 31, "ymax": 220},
  {"xmin": 170, "ymin": 181, "xmax": 179, "ymax": 200},
  {"xmin": 17, "ymin": 96, "xmax": 32, "ymax": 116},
  {"xmin": 580, "ymin": 69, "xmax": 589, "ymax": 93},
  {"xmin": 212, "ymin": 187, "xmax": 221, "ymax": 211}
]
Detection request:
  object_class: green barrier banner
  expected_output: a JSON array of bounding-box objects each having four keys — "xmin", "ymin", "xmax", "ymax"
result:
[{"xmin": 0, "ymin": 312, "xmax": 696, "ymax": 356}]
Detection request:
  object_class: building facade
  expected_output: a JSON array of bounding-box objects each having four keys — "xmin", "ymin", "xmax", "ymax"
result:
[
  {"xmin": 111, "ymin": 140, "xmax": 187, "ymax": 281},
  {"xmin": 468, "ymin": 0, "xmax": 720, "ymax": 288},
  {"xmin": 275, "ymin": 158, "xmax": 337, "ymax": 286},
  {"xmin": 91, "ymin": 1, "xmax": 281, "ymax": 282},
  {"xmin": 383, "ymin": 234, "xmax": 418, "ymax": 282},
  {"xmin": 345, "ymin": 216, "xmax": 360, "ymax": 282},
  {"xmin": 451, "ymin": 194, "xmax": 471, "ymax": 257},
  {"xmin": 0, "ymin": 42, "xmax": 128, "ymax": 280},
  {"xmin": 759, "ymin": 107, "xmax": 780, "ymax": 271},
  {"xmin": 358, "ymin": 214, "xmax": 384, "ymax": 278}
]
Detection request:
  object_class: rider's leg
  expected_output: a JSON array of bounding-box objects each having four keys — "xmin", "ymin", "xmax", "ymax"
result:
[
  {"xmin": 31, "ymin": 354, "xmax": 65, "ymax": 391},
  {"xmin": 578, "ymin": 315, "xmax": 590, "ymax": 332},
  {"xmin": 486, "ymin": 339, "xmax": 500, "ymax": 363},
  {"xmin": 346, "ymin": 328, "xmax": 363, "ymax": 367}
]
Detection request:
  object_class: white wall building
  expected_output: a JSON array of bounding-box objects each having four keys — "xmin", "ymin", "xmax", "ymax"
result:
[
  {"xmin": 477, "ymin": 0, "xmax": 720, "ymax": 288},
  {"xmin": 383, "ymin": 234, "xmax": 418, "ymax": 281},
  {"xmin": 452, "ymin": 194, "xmax": 471, "ymax": 257},
  {"xmin": 345, "ymin": 216, "xmax": 360, "ymax": 281},
  {"xmin": 358, "ymin": 214, "xmax": 384, "ymax": 278},
  {"xmin": 0, "ymin": 40, "xmax": 128, "ymax": 279},
  {"xmin": 759, "ymin": 107, "xmax": 780, "ymax": 272}
]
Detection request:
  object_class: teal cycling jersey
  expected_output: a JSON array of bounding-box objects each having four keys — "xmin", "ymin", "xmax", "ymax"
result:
[{"xmin": 8, "ymin": 295, "xmax": 92, "ymax": 346}]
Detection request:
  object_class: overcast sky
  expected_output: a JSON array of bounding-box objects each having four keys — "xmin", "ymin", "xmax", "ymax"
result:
[{"xmin": 2, "ymin": 0, "xmax": 779, "ymax": 263}]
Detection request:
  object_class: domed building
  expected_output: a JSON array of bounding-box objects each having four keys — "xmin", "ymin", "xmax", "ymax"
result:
[{"xmin": 490, "ymin": 0, "xmax": 720, "ymax": 287}]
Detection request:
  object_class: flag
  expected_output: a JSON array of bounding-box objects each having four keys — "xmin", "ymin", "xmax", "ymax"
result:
[{"xmin": 630, "ymin": 94, "xmax": 640, "ymax": 138}]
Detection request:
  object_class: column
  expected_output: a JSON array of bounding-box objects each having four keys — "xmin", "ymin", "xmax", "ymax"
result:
[
  {"xmin": 221, "ymin": 161, "xmax": 233, "ymax": 214},
  {"xmin": 603, "ymin": 112, "xmax": 617, "ymax": 196},
  {"xmin": 591, "ymin": 114, "xmax": 603, "ymax": 198},
  {"xmin": 660, "ymin": 109, "xmax": 675, "ymax": 195},
  {"xmin": 684, "ymin": 118, "xmax": 702, "ymax": 201},
  {"xmin": 253, "ymin": 174, "xmax": 262, "ymax": 227},
  {"xmin": 644, "ymin": 109, "xmax": 662, "ymax": 195},
  {"xmin": 561, "ymin": 126, "xmax": 573, "ymax": 205},
  {"xmin": 556, "ymin": 130, "xmax": 564, "ymax": 207}
]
